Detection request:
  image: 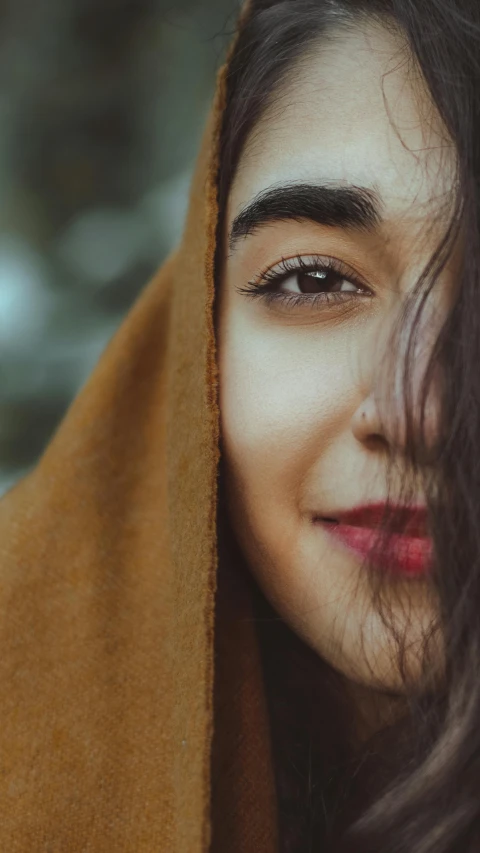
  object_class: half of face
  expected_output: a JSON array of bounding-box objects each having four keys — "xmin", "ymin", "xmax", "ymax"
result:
[{"xmin": 217, "ymin": 18, "xmax": 455, "ymax": 693}]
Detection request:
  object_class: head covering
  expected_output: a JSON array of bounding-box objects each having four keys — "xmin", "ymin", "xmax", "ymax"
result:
[{"xmin": 0, "ymin": 6, "xmax": 279, "ymax": 850}]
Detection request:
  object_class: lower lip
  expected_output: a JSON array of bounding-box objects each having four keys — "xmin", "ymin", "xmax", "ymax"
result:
[{"xmin": 318, "ymin": 522, "xmax": 432, "ymax": 578}]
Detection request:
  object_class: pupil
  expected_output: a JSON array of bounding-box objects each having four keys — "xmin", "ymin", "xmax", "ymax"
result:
[{"xmin": 298, "ymin": 270, "xmax": 336, "ymax": 293}]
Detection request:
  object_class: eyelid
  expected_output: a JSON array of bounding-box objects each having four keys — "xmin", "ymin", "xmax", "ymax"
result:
[{"xmin": 250, "ymin": 253, "xmax": 372, "ymax": 293}]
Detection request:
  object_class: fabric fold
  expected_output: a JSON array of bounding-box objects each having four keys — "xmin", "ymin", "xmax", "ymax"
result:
[{"xmin": 0, "ymin": 22, "xmax": 279, "ymax": 849}]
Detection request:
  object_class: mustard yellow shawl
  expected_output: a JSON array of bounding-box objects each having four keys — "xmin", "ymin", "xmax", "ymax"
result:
[{"xmin": 0, "ymin": 6, "xmax": 279, "ymax": 849}]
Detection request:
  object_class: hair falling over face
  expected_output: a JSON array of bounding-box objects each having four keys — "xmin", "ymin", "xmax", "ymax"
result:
[{"xmin": 215, "ymin": 1, "xmax": 480, "ymax": 851}]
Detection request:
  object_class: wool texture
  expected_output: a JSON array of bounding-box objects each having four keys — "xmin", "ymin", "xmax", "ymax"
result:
[{"xmin": 0, "ymin": 12, "xmax": 279, "ymax": 850}]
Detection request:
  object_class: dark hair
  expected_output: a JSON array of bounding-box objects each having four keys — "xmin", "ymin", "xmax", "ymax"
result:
[{"xmin": 215, "ymin": 2, "xmax": 480, "ymax": 852}]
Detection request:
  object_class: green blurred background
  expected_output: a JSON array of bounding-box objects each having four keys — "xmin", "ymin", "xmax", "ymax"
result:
[{"xmin": 0, "ymin": 0, "xmax": 238, "ymax": 495}]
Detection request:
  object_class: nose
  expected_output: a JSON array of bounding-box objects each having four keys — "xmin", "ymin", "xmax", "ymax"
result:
[
  {"xmin": 351, "ymin": 310, "xmax": 442, "ymax": 462},
  {"xmin": 351, "ymin": 392, "xmax": 387, "ymax": 448}
]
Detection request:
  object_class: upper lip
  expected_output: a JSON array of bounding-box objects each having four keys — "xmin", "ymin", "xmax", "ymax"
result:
[{"xmin": 316, "ymin": 502, "xmax": 429, "ymax": 538}]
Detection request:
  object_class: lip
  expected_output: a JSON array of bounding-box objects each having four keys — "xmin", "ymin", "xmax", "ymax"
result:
[{"xmin": 313, "ymin": 503, "xmax": 432, "ymax": 578}]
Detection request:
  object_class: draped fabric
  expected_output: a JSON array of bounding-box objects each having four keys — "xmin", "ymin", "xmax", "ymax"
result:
[{"xmin": 0, "ymin": 5, "xmax": 279, "ymax": 848}]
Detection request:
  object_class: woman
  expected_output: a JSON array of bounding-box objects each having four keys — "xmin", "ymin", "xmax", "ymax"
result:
[{"xmin": 0, "ymin": 0, "xmax": 478, "ymax": 851}]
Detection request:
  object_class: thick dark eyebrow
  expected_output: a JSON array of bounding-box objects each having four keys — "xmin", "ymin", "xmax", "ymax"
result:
[{"xmin": 228, "ymin": 182, "xmax": 383, "ymax": 252}]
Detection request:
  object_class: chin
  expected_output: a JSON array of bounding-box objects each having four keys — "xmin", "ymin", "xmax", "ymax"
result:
[{"xmin": 262, "ymin": 559, "xmax": 441, "ymax": 696}]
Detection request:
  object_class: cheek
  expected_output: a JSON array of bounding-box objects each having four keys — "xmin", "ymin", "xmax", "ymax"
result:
[
  {"xmin": 220, "ymin": 310, "xmax": 360, "ymax": 472},
  {"xmin": 221, "ymin": 323, "xmax": 323, "ymax": 500},
  {"xmin": 218, "ymin": 310, "xmax": 359, "ymax": 545},
  {"xmin": 219, "ymin": 321, "xmax": 323, "ymax": 613}
]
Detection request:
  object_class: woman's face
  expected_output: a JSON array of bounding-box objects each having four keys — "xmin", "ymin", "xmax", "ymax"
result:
[{"xmin": 217, "ymin": 20, "xmax": 457, "ymax": 692}]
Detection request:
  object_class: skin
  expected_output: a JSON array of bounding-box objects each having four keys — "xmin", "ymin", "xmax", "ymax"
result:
[{"xmin": 217, "ymin": 19, "xmax": 457, "ymax": 724}]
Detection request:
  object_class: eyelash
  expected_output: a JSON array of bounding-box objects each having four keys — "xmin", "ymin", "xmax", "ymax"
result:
[{"xmin": 236, "ymin": 254, "xmax": 372, "ymax": 310}]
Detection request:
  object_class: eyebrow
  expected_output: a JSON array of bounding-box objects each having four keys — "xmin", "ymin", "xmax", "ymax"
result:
[{"xmin": 228, "ymin": 182, "xmax": 383, "ymax": 251}]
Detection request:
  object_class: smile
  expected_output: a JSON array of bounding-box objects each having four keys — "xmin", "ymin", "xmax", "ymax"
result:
[{"xmin": 313, "ymin": 503, "xmax": 432, "ymax": 578}]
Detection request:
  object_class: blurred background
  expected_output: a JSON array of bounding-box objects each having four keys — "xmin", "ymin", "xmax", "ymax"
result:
[{"xmin": 0, "ymin": 0, "xmax": 238, "ymax": 496}]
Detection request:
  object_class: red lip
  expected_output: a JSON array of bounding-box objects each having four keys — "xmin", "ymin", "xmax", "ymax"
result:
[{"xmin": 314, "ymin": 503, "xmax": 432, "ymax": 577}]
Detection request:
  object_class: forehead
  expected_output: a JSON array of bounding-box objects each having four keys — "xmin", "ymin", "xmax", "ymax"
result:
[{"xmin": 229, "ymin": 20, "xmax": 456, "ymax": 239}]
